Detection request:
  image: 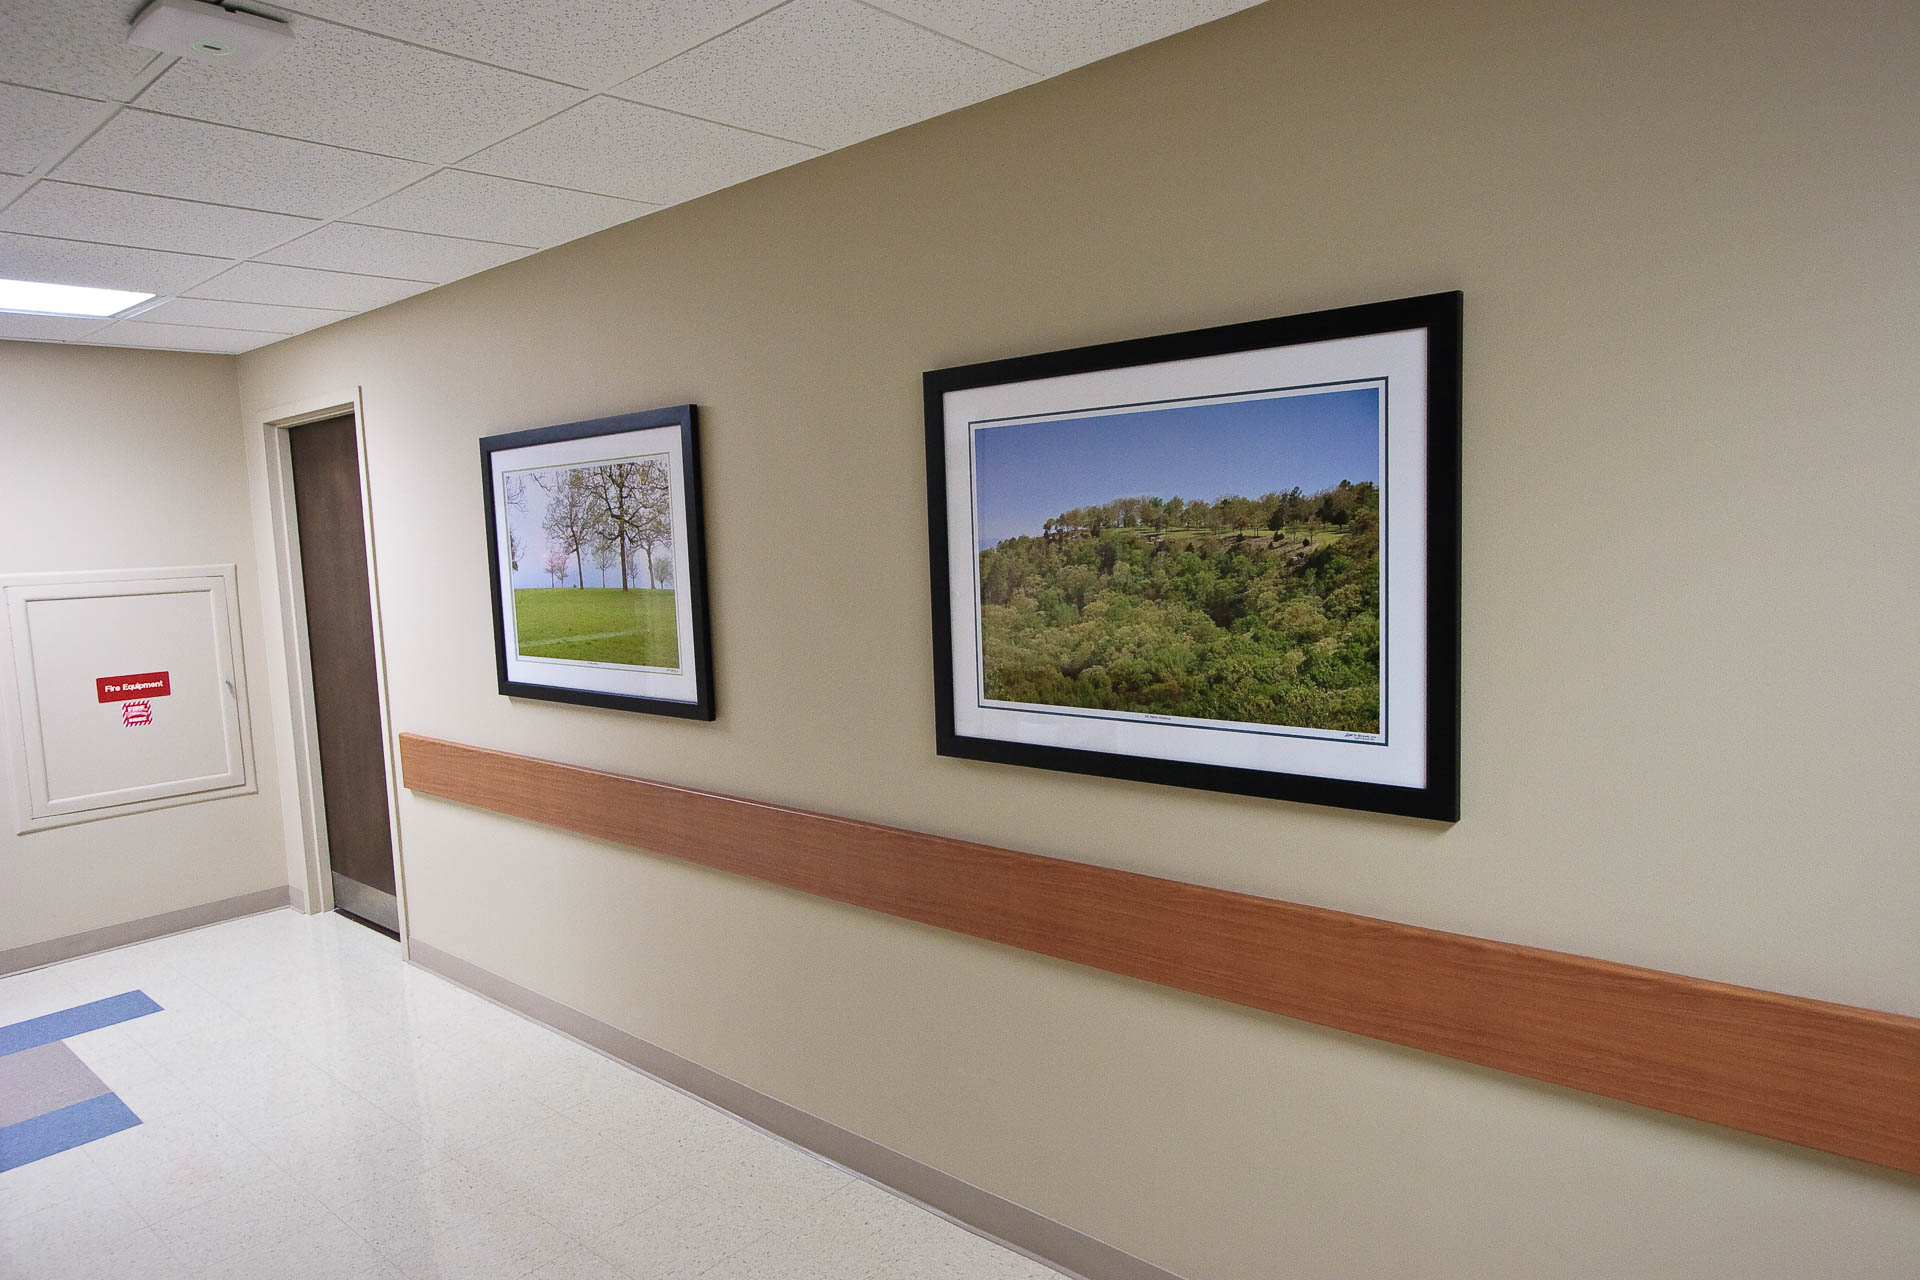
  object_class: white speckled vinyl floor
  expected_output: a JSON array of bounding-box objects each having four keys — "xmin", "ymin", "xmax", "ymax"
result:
[{"xmin": 0, "ymin": 909, "xmax": 1066, "ymax": 1279}]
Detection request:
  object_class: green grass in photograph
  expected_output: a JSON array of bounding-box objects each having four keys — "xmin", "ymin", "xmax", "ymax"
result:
[{"xmin": 514, "ymin": 587, "xmax": 678, "ymax": 668}]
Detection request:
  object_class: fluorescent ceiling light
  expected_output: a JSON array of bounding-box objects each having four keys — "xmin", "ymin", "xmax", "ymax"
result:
[{"xmin": 0, "ymin": 278, "xmax": 156, "ymax": 318}]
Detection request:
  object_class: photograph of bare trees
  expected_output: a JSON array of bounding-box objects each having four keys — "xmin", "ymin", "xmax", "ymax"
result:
[
  {"xmin": 501, "ymin": 453, "xmax": 679, "ymax": 670},
  {"xmin": 482, "ymin": 404, "xmax": 713, "ymax": 719}
]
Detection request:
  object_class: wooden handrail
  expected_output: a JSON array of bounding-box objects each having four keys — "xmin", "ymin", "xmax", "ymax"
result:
[{"xmin": 398, "ymin": 732, "xmax": 1920, "ymax": 1177}]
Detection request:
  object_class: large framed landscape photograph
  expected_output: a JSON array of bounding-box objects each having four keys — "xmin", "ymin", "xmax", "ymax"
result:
[
  {"xmin": 925, "ymin": 293, "xmax": 1460, "ymax": 819},
  {"xmin": 480, "ymin": 405, "xmax": 714, "ymax": 719}
]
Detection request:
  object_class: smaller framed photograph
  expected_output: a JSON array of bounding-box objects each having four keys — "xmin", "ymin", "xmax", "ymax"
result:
[
  {"xmin": 479, "ymin": 405, "xmax": 714, "ymax": 720},
  {"xmin": 925, "ymin": 293, "xmax": 1460, "ymax": 820}
]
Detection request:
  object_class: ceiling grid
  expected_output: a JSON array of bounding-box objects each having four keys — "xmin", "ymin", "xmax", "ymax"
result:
[{"xmin": 0, "ymin": 0, "xmax": 1262, "ymax": 352}]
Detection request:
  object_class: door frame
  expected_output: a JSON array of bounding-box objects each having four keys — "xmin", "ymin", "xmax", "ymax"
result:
[{"xmin": 248, "ymin": 387, "xmax": 410, "ymax": 953}]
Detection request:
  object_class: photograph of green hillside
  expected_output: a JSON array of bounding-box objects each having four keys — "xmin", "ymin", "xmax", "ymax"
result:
[
  {"xmin": 502, "ymin": 455, "xmax": 679, "ymax": 670},
  {"xmin": 972, "ymin": 387, "xmax": 1381, "ymax": 735}
]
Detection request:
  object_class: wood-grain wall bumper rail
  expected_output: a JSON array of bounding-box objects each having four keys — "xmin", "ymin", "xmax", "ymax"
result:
[{"xmin": 396, "ymin": 732, "xmax": 1920, "ymax": 1178}]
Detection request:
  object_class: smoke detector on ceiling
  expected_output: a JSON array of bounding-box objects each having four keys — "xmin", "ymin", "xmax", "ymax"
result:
[{"xmin": 128, "ymin": 0, "xmax": 292, "ymax": 71}]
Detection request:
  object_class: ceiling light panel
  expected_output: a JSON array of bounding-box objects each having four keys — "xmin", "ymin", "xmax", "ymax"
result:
[
  {"xmin": 282, "ymin": 0, "xmax": 782, "ymax": 91},
  {"xmin": 609, "ymin": 0, "xmax": 1035, "ymax": 150},
  {"xmin": 0, "ymin": 184, "xmax": 321, "ymax": 260},
  {"xmin": 134, "ymin": 297, "xmax": 351, "ymax": 334},
  {"xmin": 258, "ymin": 223, "xmax": 530, "ymax": 284},
  {"xmin": 134, "ymin": 17, "xmax": 581, "ymax": 165},
  {"xmin": 867, "ymin": 0, "xmax": 1267, "ymax": 75},
  {"xmin": 0, "ymin": 232, "xmax": 226, "ymax": 295},
  {"xmin": 0, "ymin": 278, "xmax": 150, "ymax": 317},
  {"xmin": 348, "ymin": 171, "xmax": 652, "ymax": 249},
  {"xmin": 463, "ymin": 97, "xmax": 818, "ymax": 205},
  {"xmin": 0, "ymin": 0, "xmax": 164, "ymax": 101},
  {"xmin": 85, "ymin": 321, "xmax": 286, "ymax": 353},
  {"xmin": 52, "ymin": 111, "xmax": 431, "ymax": 218},
  {"xmin": 186, "ymin": 262, "xmax": 432, "ymax": 311},
  {"xmin": 0, "ymin": 85, "xmax": 111, "ymax": 177}
]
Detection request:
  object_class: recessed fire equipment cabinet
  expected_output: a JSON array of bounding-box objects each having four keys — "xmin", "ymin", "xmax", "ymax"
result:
[{"xmin": 0, "ymin": 566, "xmax": 256, "ymax": 833}]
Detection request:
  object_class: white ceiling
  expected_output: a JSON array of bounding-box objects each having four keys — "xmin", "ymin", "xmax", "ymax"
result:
[{"xmin": 0, "ymin": 0, "xmax": 1262, "ymax": 354}]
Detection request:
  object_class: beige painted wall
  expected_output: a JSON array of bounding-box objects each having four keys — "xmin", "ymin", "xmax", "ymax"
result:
[
  {"xmin": 0, "ymin": 342, "xmax": 286, "ymax": 952},
  {"xmin": 237, "ymin": 1, "xmax": 1920, "ymax": 1275}
]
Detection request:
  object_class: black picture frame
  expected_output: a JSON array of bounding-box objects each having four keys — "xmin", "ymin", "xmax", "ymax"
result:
[
  {"xmin": 924, "ymin": 293, "xmax": 1459, "ymax": 820},
  {"xmin": 479, "ymin": 405, "xmax": 715, "ymax": 720}
]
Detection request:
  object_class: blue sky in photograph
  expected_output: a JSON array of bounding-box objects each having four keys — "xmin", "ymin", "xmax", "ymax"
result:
[{"xmin": 970, "ymin": 386, "xmax": 1380, "ymax": 548}]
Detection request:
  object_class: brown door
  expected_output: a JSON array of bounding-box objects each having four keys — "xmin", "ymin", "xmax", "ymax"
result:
[{"xmin": 289, "ymin": 414, "xmax": 397, "ymax": 933}]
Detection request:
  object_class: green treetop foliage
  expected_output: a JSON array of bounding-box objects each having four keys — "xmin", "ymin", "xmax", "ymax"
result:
[{"xmin": 978, "ymin": 482, "xmax": 1380, "ymax": 732}]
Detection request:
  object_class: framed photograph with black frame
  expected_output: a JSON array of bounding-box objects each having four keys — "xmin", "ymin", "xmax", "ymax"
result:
[
  {"xmin": 924, "ymin": 292, "xmax": 1459, "ymax": 820},
  {"xmin": 480, "ymin": 404, "xmax": 715, "ymax": 720}
]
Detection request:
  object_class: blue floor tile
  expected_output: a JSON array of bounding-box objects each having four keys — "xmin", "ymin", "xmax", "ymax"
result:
[
  {"xmin": 0, "ymin": 991, "xmax": 162, "ymax": 1058},
  {"xmin": 0, "ymin": 1091, "xmax": 141, "ymax": 1171}
]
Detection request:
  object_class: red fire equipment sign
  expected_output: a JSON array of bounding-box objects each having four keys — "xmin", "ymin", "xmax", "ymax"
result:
[{"xmin": 97, "ymin": 671, "xmax": 172, "ymax": 703}]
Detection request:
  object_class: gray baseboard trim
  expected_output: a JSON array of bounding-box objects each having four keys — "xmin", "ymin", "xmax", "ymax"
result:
[
  {"xmin": 408, "ymin": 939, "xmax": 1184, "ymax": 1280},
  {"xmin": 0, "ymin": 885, "xmax": 293, "ymax": 976}
]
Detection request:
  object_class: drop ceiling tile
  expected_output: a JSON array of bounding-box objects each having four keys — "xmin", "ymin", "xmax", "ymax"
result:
[
  {"xmin": 135, "ymin": 297, "xmax": 352, "ymax": 334},
  {"xmin": 52, "ymin": 111, "xmax": 430, "ymax": 218},
  {"xmin": 867, "ymin": 0, "xmax": 1265, "ymax": 74},
  {"xmin": 0, "ymin": 231, "xmax": 227, "ymax": 294},
  {"xmin": 0, "ymin": 0, "xmax": 163, "ymax": 101},
  {"xmin": 258, "ymin": 222, "xmax": 531, "ymax": 283},
  {"xmin": 282, "ymin": 0, "xmax": 781, "ymax": 90},
  {"xmin": 348, "ymin": 171, "xmax": 653, "ymax": 247},
  {"xmin": 134, "ymin": 17, "xmax": 581, "ymax": 165},
  {"xmin": 0, "ymin": 183, "xmax": 321, "ymax": 258},
  {"xmin": 463, "ymin": 97, "xmax": 818, "ymax": 205},
  {"xmin": 83, "ymin": 322, "xmax": 285, "ymax": 354},
  {"xmin": 0, "ymin": 313, "xmax": 114, "ymax": 343},
  {"xmin": 608, "ymin": 0, "xmax": 1035, "ymax": 150},
  {"xmin": 0, "ymin": 85, "xmax": 111, "ymax": 177},
  {"xmin": 186, "ymin": 262, "xmax": 431, "ymax": 310}
]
